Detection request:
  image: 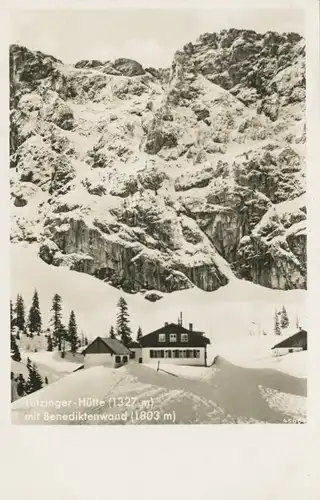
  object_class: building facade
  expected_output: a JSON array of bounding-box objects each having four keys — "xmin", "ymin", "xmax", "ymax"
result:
[
  {"xmin": 139, "ymin": 322, "xmax": 210, "ymax": 366},
  {"xmin": 127, "ymin": 341, "xmax": 143, "ymax": 362}
]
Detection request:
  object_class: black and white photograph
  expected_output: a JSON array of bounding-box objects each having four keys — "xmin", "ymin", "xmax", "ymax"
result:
[{"xmin": 9, "ymin": 6, "xmax": 307, "ymax": 425}]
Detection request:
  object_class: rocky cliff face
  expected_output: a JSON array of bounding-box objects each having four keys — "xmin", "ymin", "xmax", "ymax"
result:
[{"xmin": 10, "ymin": 29, "xmax": 306, "ymax": 294}]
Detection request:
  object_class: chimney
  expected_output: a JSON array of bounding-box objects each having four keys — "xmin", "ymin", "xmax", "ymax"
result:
[
  {"xmin": 189, "ymin": 323, "xmax": 193, "ymax": 331},
  {"xmin": 165, "ymin": 322, "xmax": 168, "ymax": 326},
  {"xmin": 180, "ymin": 312, "xmax": 183, "ymax": 326}
]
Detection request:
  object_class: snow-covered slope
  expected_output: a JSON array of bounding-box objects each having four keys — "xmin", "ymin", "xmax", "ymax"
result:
[
  {"xmin": 11, "ymin": 244, "xmax": 306, "ymax": 376},
  {"xmin": 11, "ymin": 361, "xmax": 306, "ymax": 425},
  {"xmin": 11, "ymin": 351, "xmax": 83, "ymax": 385},
  {"xmin": 10, "ymin": 29, "xmax": 306, "ymax": 294}
]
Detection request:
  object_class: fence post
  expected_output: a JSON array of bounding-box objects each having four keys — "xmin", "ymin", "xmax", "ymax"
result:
[{"xmin": 157, "ymin": 361, "xmax": 160, "ymax": 372}]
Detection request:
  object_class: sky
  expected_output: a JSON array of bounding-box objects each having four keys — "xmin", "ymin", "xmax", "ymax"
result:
[{"xmin": 10, "ymin": 8, "xmax": 304, "ymax": 68}]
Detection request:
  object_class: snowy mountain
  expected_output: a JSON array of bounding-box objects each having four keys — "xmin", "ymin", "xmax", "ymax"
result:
[{"xmin": 10, "ymin": 29, "xmax": 306, "ymax": 294}]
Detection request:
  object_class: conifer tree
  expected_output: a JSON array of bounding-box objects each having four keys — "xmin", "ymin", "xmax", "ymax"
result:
[
  {"xmin": 61, "ymin": 325, "xmax": 67, "ymax": 358},
  {"xmin": 16, "ymin": 374, "xmax": 26, "ymax": 397},
  {"xmin": 137, "ymin": 326, "xmax": 142, "ymax": 341},
  {"xmin": 47, "ymin": 334, "xmax": 53, "ymax": 352},
  {"xmin": 274, "ymin": 310, "xmax": 281, "ymax": 336},
  {"xmin": 116, "ymin": 297, "xmax": 132, "ymax": 347},
  {"xmin": 68, "ymin": 310, "xmax": 79, "ymax": 354},
  {"xmin": 26, "ymin": 362, "xmax": 43, "ymax": 394},
  {"xmin": 15, "ymin": 294, "xmax": 25, "ymax": 331},
  {"xmin": 10, "ymin": 300, "xmax": 14, "ymax": 331},
  {"xmin": 27, "ymin": 290, "xmax": 42, "ymax": 335},
  {"xmin": 11, "ymin": 331, "xmax": 21, "ymax": 362},
  {"xmin": 11, "ymin": 300, "xmax": 21, "ymax": 361},
  {"xmin": 280, "ymin": 306, "xmax": 289, "ymax": 329},
  {"xmin": 26, "ymin": 357, "xmax": 32, "ymax": 371},
  {"xmin": 81, "ymin": 332, "xmax": 85, "ymax": 347},
  {"xmin": 45, "ymin": 376, "xmax": 48, "ymax": 385},
  {"xmin": 109, "ymin": 326, "xmax": 115, "ymax": 339},
  {"xmin": 16, "ymin": 330, "xmax": 20, "ymax": 340},
  {"xmin": 50, "ymin": 294, "xmax": 63, "ymax": 350}
]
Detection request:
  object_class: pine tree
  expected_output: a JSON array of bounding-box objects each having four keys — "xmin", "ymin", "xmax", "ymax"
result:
[
  {"xmin": 11, "ymin": 332, "xmax": 21, "ymax": 362},
  {"xmin": 109, "ymin": 326, "xmax": 115, "ymax": 339},
  {"xmin": 61, "ymin": 325, "xmax": 67, "ymax": 358},
  {"xmin": 137, "ymin": 326, "xmax": 142, "ymax": 341},
  {"xmin": 50, "ymin": 294, "xmax": 63, "ymax": 350},
  {"xmin": 15, "ymin": 294, "xmax": 25, "ymax": 331},
  {"xmin": 10, "ymin": 300, "xmax": 14, "ymax": 331},
  {"xmin": 81, "ymin": 332, "xmax": 85, "ymax": 347},
  {"xmin": 27, "ymin": 289, "xmax": 42, "ymax": 335},
  {"xmin": 26, "ymin": 357, "xmax": 32, "ymax": 372},
  {"xmin": 68, "ymin": 310, "xmax": 79, "ymax": 354},
  {"xmin": 280, "ymin": 306, "xmax": 289, "ymax": 329},
  {"xmin": 116, "ymin": 297, "xmax": 132, "ymax": 347},
  {"xmin": 26, "ymin": 362, "xmax": 43, "ymax": 394},
  {"xmin": 274, "ymin": 310, "xmax": 281, "ymax": 336},
  {"xmin": 47, "ymin": 334, "xmax": 53, "ymax": 352},
  {"xmin": 45, "ymin": 376, "xmax": 48, "ymax": 385},
  {"xmin": 16, "ymin": 374, "xmax": 26, "ymax": 397},
  {"xmin": 11, "ymin": 300, "xmax": 21, "ymax": 362},
  {"xmin": 16, "ymin": 330, "xmax": 20, "ymax": 340}
]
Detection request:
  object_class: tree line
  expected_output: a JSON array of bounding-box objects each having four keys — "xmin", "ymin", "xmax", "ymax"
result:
[
  {"xmin": 11, "ymin": 292, "xmax": 142, "ymax": 359},
  {"xmin": 11, "ymin": 290, "xmax": 84, "ymax": 359}
]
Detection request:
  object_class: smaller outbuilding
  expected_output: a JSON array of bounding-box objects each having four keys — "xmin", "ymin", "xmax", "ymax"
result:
[
  {"xmin": 271, "ymin": 329, "xmax": 307, "ymax": 357},
  {"xmin": 82, "ymin": 337, "xmax": 132, "ymax": 369}
]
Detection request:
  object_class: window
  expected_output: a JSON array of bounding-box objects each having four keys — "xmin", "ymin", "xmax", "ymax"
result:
[
  {"xmin": 167, "ymin": 350, "xmax": 172, "ymax": 358},
  {"xmin": 115, "ymin": 355, "xmax": 121, "ymax": 363},
  {"xmin": 150, "ymin": 350, "xmax": 154, "ymax": 358},
  {"xmin": 189, "ymin": 350, "xmax": 194, "ymax": 358},
  {"xmin": 173, "ymin": 350, "xmax": 179, "ymax": 358},
  {"xmin": 289, "ymin": 348, "xmax": 294, "ymax": 353},
  {"xmin": 160, "ymin": 350, "xmax": 164, "ymax": 358},
  {"xmin": 181, "ymin": 334, "xmax": 188, "ymax": 343},
  {"xmin": 196, "ymin": 350, "xmax": 200, "ymax": 358},
  {"xmin": 170, "ymin": 334, "xmax": 177, "ymax": 342},
  {"xmin": 122, "ymin": 356, "xmax": 128, "ymax": 363},
  {"xmin": 159, "ymin": 333, "xmax": 166, "ymax": 342}
]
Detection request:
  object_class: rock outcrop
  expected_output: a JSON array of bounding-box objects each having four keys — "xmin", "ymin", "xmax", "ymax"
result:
[{"xmin": 10, "ymin": 29, "xmax": 306, "ymax": 293}]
